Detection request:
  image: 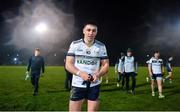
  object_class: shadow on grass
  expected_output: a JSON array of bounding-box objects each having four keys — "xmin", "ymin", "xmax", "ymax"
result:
[
  {"xmin": 46, "ymin": 89, "xmax": 69, "ymax": 93},
  {"xmin": 136, "ymin": 82, "xmax": 149, "ymax": 88},
  {"xmin": 135, "ymin": 89, "xmax": 150, "ymax": 95},
  {"xmin": 164, "ymin": 85, "xmax": 176, "ymax": 89},
  {"xmin": 101, "ymin": 87, "xmax": 123, "ymax": 92},
  {"xmin": 164, "ymin": 88, "xmax": 180, "ymax": 97},
  {"xmin": 101, "ymin": 83, "xmax": 116, "ymax": 87}
]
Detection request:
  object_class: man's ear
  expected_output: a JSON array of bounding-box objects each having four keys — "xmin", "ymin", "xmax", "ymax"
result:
[{"xmin": 83, "ymin": 28, "xmax": 85, "ymax": 34}]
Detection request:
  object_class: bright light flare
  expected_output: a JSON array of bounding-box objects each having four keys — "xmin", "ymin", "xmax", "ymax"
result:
[
  {"xmin": 13, "ymin": 58, "xmax": 17, "ymax": 61},
  {"xmin": 35, "ymin": 22, "xmax": 48, "ymax": 34}
]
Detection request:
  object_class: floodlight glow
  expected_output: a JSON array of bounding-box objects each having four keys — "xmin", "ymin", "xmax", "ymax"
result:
[
  {"xmin": 35, "ymin": 22, "xmax": 48, "ymax": 33},
  {"xmin": 14, "ymin": 58, "xmax": 17, "ymax": 61}
]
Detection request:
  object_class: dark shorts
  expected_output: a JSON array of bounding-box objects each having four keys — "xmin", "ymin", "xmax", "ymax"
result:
[
  {"xmin": 70, "ymin": 85, "xmax": 100, "ymax": 101},
  {"xmin": 151, "ymin": 74, "xmax": 163, "ymax": 80}
]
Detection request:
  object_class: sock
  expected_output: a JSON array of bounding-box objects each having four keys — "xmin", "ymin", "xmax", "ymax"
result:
[{"xmin": 159, "ymin": 92, "xmax": 163, "ymax": 96}]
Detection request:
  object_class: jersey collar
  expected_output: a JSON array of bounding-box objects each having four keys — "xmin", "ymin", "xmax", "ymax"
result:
[{"xmin": 82, "ymin": 38, "xmax": 96, "ymax": 47}]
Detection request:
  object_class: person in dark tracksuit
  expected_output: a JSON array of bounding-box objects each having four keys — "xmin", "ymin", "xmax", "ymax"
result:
[
  {"xmin": 27, "ymin": 48, "xmax": 45, "ymax": 96},
  {"xmin": 163, "ymin": 56, "xmax": 173, "ymax": 83},
  {"xmin": 64, "ymin": 59, "xmax": 72, "ymax": 90},
  {"xmin": 124, "ymin": 48, "xmax": 138, "ymax": 95}
]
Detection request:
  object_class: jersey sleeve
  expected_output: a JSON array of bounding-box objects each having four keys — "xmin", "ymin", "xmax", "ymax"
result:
[
  {"xmin": 100, "ymin": 45, "xmax": 108, "ymax": 60},
  {"xmin": 148, "ymin": 58, "xmax": 152, "ymax": 66},
  {"xmin": 161, "ymin": 59, "xmax": 163, "ymax": 65},
  {"xmin": 66, "ymin": 42, "xmax": 76, "ymax": 57},
  {"xmin": 117, "ymin": 59, "xmax": 122, "ymax": 72}
]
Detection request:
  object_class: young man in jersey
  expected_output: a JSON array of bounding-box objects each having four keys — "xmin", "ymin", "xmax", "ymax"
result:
[
  {"xmin": 148, "ymin": 51, "xmax": 165, "ymax": 98},
  {"xmin": 27, "ymin": 48, "xmax": 45, "ymax": 96},
  {"xmin": 124, "ymin": 48, "xmax": 138, "ymax": 95},
  {"xmin": 66, "ymin": 21, "xmax": 109, "ymax": 111},
  {"xmin": 163, "ymin": 56, "xmax": 173, "ymax": 83},
  {"xmin": 117, "ymin": 52, "xmax": 125, "ymax": 88}
]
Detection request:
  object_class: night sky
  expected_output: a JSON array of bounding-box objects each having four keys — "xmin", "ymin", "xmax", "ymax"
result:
[{"xmin": 0, "ymin": 0, "xmax": 180, "ymax": 66}]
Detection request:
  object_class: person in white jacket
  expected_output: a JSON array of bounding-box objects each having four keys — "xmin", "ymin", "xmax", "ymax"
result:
[{"xmin": 116, "ymin": 52, "xmax": 125, "ymax": 88}]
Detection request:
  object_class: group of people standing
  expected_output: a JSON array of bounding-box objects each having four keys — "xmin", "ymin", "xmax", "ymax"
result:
[
  {"xmin": 115, "ymin": 48, "xmax": 137, "ymax": 95},
  {"xmin": 26, "ymin": 20, "xmax": 174, "ymax": 111},
  {"xmin": 115, "ymin": 50, "xmax": 174, "ymax": 99}
]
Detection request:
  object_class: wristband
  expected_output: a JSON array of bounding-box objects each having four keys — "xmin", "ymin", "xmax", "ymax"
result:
[{"xmin": 76, "ymin": 71, "xmax": 81, "ymax": 76}]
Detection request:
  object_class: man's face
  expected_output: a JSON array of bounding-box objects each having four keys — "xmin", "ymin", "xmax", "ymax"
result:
[
  {"xmin": 83, "ymin": 24, "xmax": 97, "ymax": 42},
  {"xmin": 127, "ymin": 52, "xmax": 132, "ymax": 56},
  {"xmin": 34, "ymin": 50, "xmax": 40, "ymax": 56},
  {"xmin": 154, "ymin": 52, "xmax": 160, "ymax": 58}
]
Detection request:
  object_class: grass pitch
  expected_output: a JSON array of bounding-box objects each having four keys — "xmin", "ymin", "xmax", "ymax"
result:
[{"xmin": 0, "ymin": 66, "xmax": 180, "ymax": 111}]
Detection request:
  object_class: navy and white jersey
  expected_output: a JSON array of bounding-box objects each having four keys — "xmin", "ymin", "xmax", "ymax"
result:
[
  {"xmin": 124, "ymin": 56, "xmax": 136, "ymax": 73},
  {"xmin": 146, "ymin": 60, "xmax": 150, "ymax": 64},
  {"xmin": 118, "ymin": 57, "xmax": 125, "ymax": 73},
  {"xmin": 149, "ymin": 57, "xmax": 163, "ymax": 74},
  {"xmin": 67, "ymin": 39, "xmax": 108, "ymax": 88}
]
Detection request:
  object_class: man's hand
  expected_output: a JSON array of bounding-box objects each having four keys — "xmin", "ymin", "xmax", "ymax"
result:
[
  {"xmin": 135, "ymin": 72, "xmax": 138, "ymax": 76},
  {"xmin": 80, "ymin": 72, "xmax": 90, "ymax": 81},
  {"xmin": 40, "ymin": 73, "xmax": 44, "ymax": 77},
  {"xmin": 26, "ymin": 71, "xmax": 29, "ymax": 74},
  {"xmin": 120, "ymin": 70, "xmax": 124, "ymax": 74},
  {"xmin": 25, "ymin": 71, "xmax": 30, "ymax": 80},
  {"xmin": 92, "ymin": 72, "xmax": 100, "ymax": 83},
  {"xmin": 149, "ymin": 72, "xmax": 153, "ymax": 77}
]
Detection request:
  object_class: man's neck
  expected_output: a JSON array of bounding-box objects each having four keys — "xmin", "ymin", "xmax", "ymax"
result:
[
  {"xmin": 127, "ymin": 55, "xmax": 132, "ymax": 57},
  {"xmin": 84, "ymin": 38, "xmax": 94, "ymax": 47}
]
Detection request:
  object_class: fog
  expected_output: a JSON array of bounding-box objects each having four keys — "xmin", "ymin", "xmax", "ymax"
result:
[
  {"xmin": 3, "ymin": 0, "xmax": 75, "ymax": 65},
  {"xmin": 142, "ymin": 12, "xmax": 180, "ymax": 65}
]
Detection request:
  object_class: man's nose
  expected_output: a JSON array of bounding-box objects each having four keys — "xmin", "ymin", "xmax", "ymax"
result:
[{"xmin": 89, "ymin": 31, "xmax": 93, "ymax": 34}]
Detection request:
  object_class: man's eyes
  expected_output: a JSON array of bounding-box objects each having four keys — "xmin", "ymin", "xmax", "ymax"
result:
[{"xmin": 87, "ymin": 29, "xmax": 96, "ymax": 32}]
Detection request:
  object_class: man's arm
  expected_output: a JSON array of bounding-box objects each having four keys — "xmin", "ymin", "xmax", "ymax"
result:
[
  {"xmin": 148, "ymin": 64, "xmax": 153, "ymax": 76},
  {"xmin": 93, "ymin": 59, "xmax": 109, "ymax": 79},
  {"xmin": 99, "ymin": 59, "xmax": 109, "ymax": 76},
  {"xmin": 170, "ymin": 63, "xmax": 173, "ymax": 71},
  {"xmin": 161, "ymin": 65, "xmax": 165, "ymax": 74},
  {"xmin": 27, "ymin": 57, "xmax": 32, "ymax": 72},
  {"xmin": 161, "ymin": 60, "xmax": 165, "ymax": 74},
  {"xmin": 66, "ymin": 56, "xmax": 90, "ymax": 81},
  {"xmin": 118, "ymin": 60, "xmax": 123, "ymax": 73},
  {"xmin": 42, "ymin": 57, "xmax": 45, "ymax": 73},
  {"xmin": 135, "ymin": 62, "xmax": 138, "ymax": 73},
  {"xmin": 115, "ymin": 63, "xmax": 117, "ymax": 73}
]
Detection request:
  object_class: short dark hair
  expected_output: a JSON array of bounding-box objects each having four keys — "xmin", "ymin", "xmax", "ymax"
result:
[
  {"xmin": 154, "ymin": 50, "xmax": 160, "ymax": 54},
  {"xmin": 127, "ymin": 48, "xmax": 133, "ymax": 52},
  {"xmin": 35, "ymin": 48, "xmax": 40, "ymax": 52},
  {"xmin": 83, "ymin": 20, "xmax": 98, "ymax": 28}
]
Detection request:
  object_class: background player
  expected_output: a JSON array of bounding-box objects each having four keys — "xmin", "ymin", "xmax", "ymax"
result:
[
  {"xmin": 148, "ymin": 51, "xmax": 165, "ymax": 98},
  {"xmin": 164, "ymin": 56, "xmax": 174, "ymax": 83},
  {"xmin": 124, "ymin": 48, "xmax": 138, "ymax": 95},
  {"xmin": 27, "ymin": 48, "xmax": 45, "ymax": 96}
]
